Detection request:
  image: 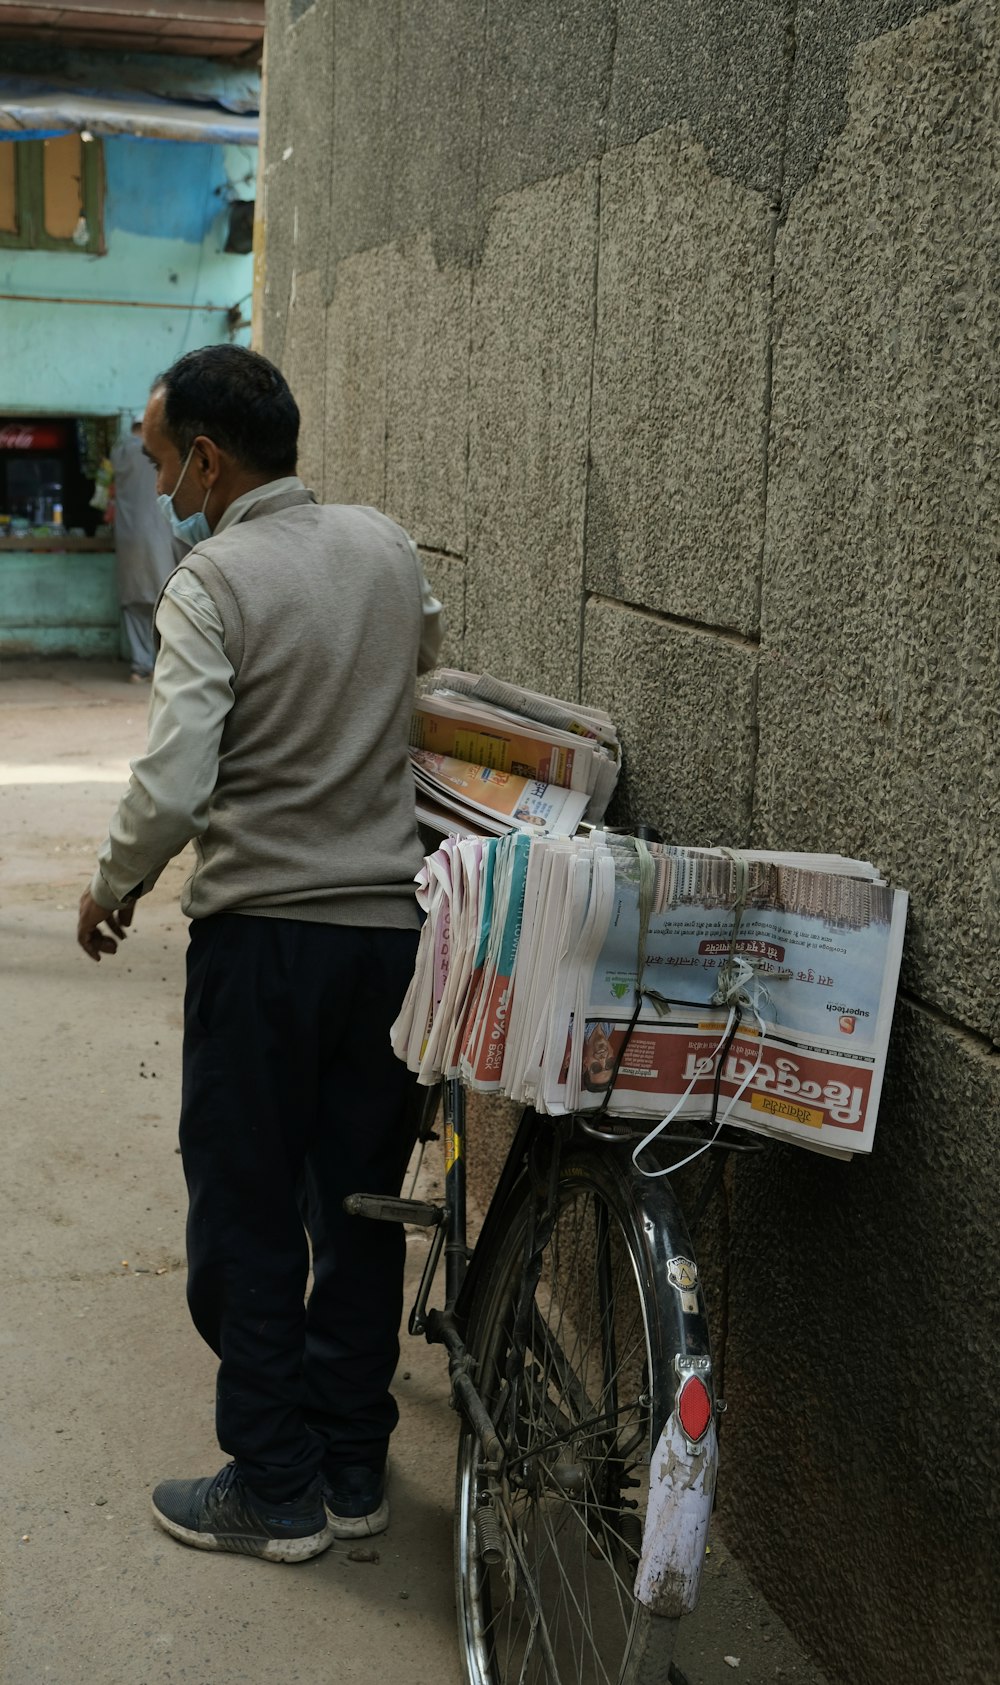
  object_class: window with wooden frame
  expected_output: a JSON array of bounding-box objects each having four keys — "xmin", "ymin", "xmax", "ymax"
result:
[{"xmin": 0, "ymin": 135, "xmax": 105, "ymax": 254}]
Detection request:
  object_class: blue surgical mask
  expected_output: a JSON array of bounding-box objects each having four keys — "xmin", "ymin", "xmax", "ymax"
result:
[{"xmin": 158, "ymin": 445, "xmax": 212, "ymax": 545}]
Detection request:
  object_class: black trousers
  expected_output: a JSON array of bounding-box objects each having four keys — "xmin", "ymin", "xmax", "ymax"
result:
[{"xmin": 179, "ymin": 913, "xmax": 420, "ymax": 1502}]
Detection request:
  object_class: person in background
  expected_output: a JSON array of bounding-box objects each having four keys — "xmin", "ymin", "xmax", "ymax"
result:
[
  {"xmin": 110, "ymin": 417, "xmax": 178, "ymax": 682},
  {"xmin": 77, "ymin": 345, "xmax": 443, "ymax": 1565}
]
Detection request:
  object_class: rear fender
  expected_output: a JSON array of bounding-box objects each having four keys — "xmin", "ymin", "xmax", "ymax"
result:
[
  {"xmin": 635, "ymin": 1402, "xmax": 717, "ymax": 1617},
  {"xmin": 592, "ymin": 1145, "xmax": 718, "ymax": 1618}
]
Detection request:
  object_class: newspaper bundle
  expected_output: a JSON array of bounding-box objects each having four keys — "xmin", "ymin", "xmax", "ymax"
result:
[
  {"xmin": 391, "ymin": 831, "xmax": 908, "ymax": 1160},
  {"xmin": 409, "ymin": 671, "xmax": 621, "ymax": 838}
]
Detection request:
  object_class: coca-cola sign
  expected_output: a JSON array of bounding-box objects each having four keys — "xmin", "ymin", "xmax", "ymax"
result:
[{"xmin": 0, "ymin": 422, "xmax": 70, "ymax": 452}]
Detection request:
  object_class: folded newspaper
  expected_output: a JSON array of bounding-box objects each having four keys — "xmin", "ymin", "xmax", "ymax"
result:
[
  {"xmin": 390, "ymin": 832, "xmax": 908, "ymax": 1160},
  {"xmin": 410, "ymin": 671, "xmax": 621, "ymax": 838}
]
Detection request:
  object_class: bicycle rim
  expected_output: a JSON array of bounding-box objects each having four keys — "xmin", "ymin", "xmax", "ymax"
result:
[{"xmin": 455, "ymin": 1153, "xmax": 678, "ymax": 1685}]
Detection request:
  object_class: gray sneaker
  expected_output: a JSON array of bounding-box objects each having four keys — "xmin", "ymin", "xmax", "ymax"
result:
[
  {"xmin": 152, "ymin": 1463, "xmax": 334, "ymax": 1562},
  {"xmin": 323, "ymin": 1462, "xmax": 389, "ymax": 1539}
]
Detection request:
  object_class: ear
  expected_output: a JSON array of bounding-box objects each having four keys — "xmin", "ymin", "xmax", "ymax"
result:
[{"xmin": 193, "ymin": 434, "xmax": 223, "ymax": 485}]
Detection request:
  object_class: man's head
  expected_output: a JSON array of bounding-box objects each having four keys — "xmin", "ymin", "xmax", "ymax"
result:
[{"xmin": 143, "ymin": 345, "xmax": 300, "ymax": 532}]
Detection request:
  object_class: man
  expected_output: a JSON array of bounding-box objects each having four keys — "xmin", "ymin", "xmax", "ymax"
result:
[
  {"xmin": 78, "ymin": 345, "xmax": 442, "ymax": 1563},
  {"xmin": 110, "ymin": 417, "xmax": 179, "ymax": 682}
]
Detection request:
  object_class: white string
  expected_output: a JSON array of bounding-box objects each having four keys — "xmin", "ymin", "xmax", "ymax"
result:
[{"xmin": 631, "ymin": 957, "xmax": 768, "ymax": 1179}]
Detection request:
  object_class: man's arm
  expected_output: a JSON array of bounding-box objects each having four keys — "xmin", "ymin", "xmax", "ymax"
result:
[{"xmin": 78, "ymin": 571, "xmax": 234, "ymax": 961}]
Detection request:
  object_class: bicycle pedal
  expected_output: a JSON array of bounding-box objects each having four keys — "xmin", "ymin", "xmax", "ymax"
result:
[{"xmin": 343, "ymin": 1192, "xmax": 445, "ymax": 1226}]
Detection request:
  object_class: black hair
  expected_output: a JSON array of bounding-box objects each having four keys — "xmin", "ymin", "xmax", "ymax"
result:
[{"xmin": 154, "ymin": 345, "xmax": 299, "ymax": 476}]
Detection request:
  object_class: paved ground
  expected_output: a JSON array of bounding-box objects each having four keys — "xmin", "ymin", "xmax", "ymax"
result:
[{"xmin": 0, "ymin": 660, "xmax": 830, "ymax": 1685}]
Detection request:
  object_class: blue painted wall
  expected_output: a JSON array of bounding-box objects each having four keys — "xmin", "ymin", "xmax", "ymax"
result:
[{"xmin": 0, "ymin": 134, "xmax": 256, "ymax": 417}]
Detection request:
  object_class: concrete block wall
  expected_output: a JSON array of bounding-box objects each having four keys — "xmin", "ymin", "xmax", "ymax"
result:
[{"xmin": 260, "ymin": 4, "xmax": 999, "ymax": 1681}]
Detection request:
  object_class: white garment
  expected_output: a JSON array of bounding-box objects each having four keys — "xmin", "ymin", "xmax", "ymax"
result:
[{"xmin": 110, "ymin": 431, "xmax": 177, "ymax": 605}]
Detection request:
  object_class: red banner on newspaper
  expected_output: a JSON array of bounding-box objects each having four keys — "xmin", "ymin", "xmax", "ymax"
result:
[{"xmin": 576, "ymin": 1022, "xmax": 873, "ymax": 1134}]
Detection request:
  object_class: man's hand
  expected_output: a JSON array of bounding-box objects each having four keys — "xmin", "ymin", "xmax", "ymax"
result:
[{"xmin": 77, "ymin": 890, "xmax": 134, "ymax": 962}]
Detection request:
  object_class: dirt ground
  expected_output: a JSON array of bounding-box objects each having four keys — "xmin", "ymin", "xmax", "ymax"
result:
[{"xmin": 0, "ymin": 659, "xmax": 830, "ymax": 1685}]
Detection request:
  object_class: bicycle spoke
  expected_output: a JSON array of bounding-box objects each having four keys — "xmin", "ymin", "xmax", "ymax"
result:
[
  {"xmin": 533, "ymin": 1497, "xmax": 616, "ymax": 1685},
  {"xmin": 514, "ymin": 1610, "xmax": 539, "ymax": 1685},
  {"xmin": 529, "ymin": 1303, "xmax": 593, "ymax": 1426},
  {"xmin": 495, "ymin": 1496, "xmax": 565, "ymax": 1683},
  {"xmin": 546, "ymin": 1481, "xmax": 634, "ymax": 1615}
]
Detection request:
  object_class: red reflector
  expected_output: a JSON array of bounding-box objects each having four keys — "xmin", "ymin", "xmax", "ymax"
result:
[{"xmin": 677, "ymin": 1374, "xmax": 712, "ymax": 1442}]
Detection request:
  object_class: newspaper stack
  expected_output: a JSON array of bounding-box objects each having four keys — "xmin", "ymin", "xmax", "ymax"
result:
[
  {"xmin": 409, "ymin": 670, "xmax": 621, "ymax": 838},
  {"xmin": 390, "ymin": 831, "xmax": 908, "ymax": 1160}
]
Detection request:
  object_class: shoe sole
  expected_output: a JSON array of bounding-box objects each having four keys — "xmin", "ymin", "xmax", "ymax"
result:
[
  {"xmin": 152, "ymin": 1499, "xmax": 334, "ymax": 1562},
  {"xmin": 324, "ymin": 1496, "xmax": 390, "ymax": 1540}
]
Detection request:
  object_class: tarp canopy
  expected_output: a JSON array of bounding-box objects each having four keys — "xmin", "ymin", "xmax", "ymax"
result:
[
  {"xmin": 0, "ymin": 48, "xmax": 260, "ymax": 113},
  {"xmin": 0, "ymin": 81, "xmax": 259, "ymax": 144}
]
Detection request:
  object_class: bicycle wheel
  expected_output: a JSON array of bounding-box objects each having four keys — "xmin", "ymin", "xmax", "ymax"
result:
[{"xmin": 455, "ymin": 1145, "xmax": 687, "ymax": 1685}]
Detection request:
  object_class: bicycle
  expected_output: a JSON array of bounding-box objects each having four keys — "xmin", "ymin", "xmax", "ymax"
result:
[{"xmin": 346, "ymin": 1072, "xmax": 765, "ymax": 1685}]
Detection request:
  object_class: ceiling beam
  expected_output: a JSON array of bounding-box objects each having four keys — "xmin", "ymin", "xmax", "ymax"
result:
[{"xmin": 0, "ymin": 0, "xmax": 264, "ymax": 25}]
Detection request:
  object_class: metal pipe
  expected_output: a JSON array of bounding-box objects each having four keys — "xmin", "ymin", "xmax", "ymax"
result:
[
  {"xmin": 452, "ymin": 1369, "xmax": 502, "ymax": 1467},
  {"xmin": 250, "ymin": 27, "xmax": 267, "ymax": 351},
  {"xmin": 0, "ymin": 292, "xmax": 233, "ymax": 313},
  {"xmin": 423, "ymin": 1309, "xmax": 502, "ymax": 1467},
  {"xmin": 443, "ymin": 1079, "xmax": 468, "ymax": 1310}
]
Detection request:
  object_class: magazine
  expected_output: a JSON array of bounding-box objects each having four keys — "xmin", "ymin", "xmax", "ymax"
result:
[
  {"xmin": 411, "ymin": 671, "xmax": 621, "ymax": 833},
  {"xmin": 412, "ymin": 695, "xmax": 595, "ymax": 793},
  {"xmin": 429, "ymin": 669, "xmax": 619, "ymax": 750},
  {"xmin": 411, "ymin": 749, "xmax": 589, "ymax": 838}
]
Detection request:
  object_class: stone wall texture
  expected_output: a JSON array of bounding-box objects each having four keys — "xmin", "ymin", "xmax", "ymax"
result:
[{"xmin": 260, "ymin": 3, "xmax": 998, "ymax": 1681}]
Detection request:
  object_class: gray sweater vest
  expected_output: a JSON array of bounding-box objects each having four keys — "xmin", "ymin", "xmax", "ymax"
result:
[{"xmin": 179, "ymin": 491, "xmax": 424, "ymax": 927}]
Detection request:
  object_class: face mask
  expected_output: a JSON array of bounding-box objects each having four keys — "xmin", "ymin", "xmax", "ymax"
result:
[{"xmin": 157, "ymin": 445, "xmax": 212, "ymax": 545}]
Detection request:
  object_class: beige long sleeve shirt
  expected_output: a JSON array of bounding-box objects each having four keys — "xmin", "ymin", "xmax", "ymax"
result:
[{"xmin": 90, "ymin": 479, "xmax": 443, "ymax": 912}]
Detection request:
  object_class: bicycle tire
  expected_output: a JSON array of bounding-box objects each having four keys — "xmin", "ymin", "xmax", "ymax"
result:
[{"xmin": 455, "ymin": 1143, "xmax": 698, "ymax": 1685}]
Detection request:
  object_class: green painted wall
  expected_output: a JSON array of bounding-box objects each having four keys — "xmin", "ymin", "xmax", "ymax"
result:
[{"xmin": 0, "ymin": 550, "xmax": 118, "ymax": 656}]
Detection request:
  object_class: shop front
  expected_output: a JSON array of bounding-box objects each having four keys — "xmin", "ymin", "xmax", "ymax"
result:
[
  {"xmin": 0, "ymin": 414, "xmax": 120, "ymax": 657},
  {"xmin": 0, "ymin": 41, "xmax": 260, "ymax": 663}
]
